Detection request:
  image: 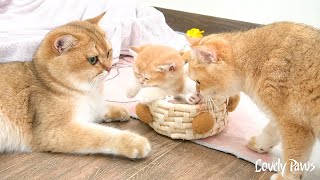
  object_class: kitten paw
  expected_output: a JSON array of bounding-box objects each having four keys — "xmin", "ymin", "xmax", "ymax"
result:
[
  {"xmin": 165, "ymin": 96, "xmax": 180, "ymax": 104},
  {"xmin": 104, "ymin": 105, "xmax": 130, "ymax": 122},
  {"xmin": 137, "ymin": 97, "xmax": 154, "ymax": 104},
  {"xmin": 247, "ymin": 136, "xmax": 273, "ymax": 153},
  {"xmin": 126, "ymin": 88, "xmax": 138, "ymax": 98},
  {"xmin": 119, "ymin": 132, "xmax": 151, "ymax": 159},
  {"xmin": 186, "ymin": 93, "xmax": 201, "ymax": 105}
]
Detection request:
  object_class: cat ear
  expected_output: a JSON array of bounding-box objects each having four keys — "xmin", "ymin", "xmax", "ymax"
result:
[
  {"xmin": 129, "ymin": 46, "xmax": 143, "ymax": 58},
  {"xmin": 156, "ymin": 63, "xmax": 176, "ymax": 72},
  {"xmin": 191, "ymin": 47, "xmax": 217, "ymax": 64},
  {"xmin": 53, "ymin": 35, "xmax": 77, "ymax": 54},
  {"xmin": 86, "ymin": 12, "xmax": 106, "ymax": 24},
  {"xmin": 185, "ymin": 35, "xmax": 201, "ymax": 45}
]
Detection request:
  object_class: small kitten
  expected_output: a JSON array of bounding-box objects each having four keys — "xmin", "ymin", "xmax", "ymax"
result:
[
  {"xmin": 126, "ymin": 44, "xmax": 200, "ymax": 104},
  {"xmin": 186, "ymin": 22, "xmax": 320, "ymax": 180},
  {"xmin": 0, "ymin": 13, "xmax": 151, "ymax": 159}
]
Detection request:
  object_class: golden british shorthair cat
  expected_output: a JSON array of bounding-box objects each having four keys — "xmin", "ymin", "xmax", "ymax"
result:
[
  {"xmin": 186, "ymin": 22, "xmax": 320, "ymax": 179},
  {"xmin": 0, "ymin": 13, "xmax": 151, "ymax": 159},
  {"xmin": 127, "ymin": 44, "xmax": 201, "ymax": 104}
]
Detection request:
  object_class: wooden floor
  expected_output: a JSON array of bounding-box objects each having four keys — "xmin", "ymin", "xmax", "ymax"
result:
[
  {"xmin": 0, "ymin": 8, "xmax": 273, "ymax": 180},
  {"xmin": 0, "ymin": 119, "xmax": 273, "ymax": 180}
]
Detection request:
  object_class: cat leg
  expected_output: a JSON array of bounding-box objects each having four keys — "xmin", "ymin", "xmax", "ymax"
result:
[
  {"xmin": 166, "ymin": 95, "xmax": 187, "ymax": 104},
  {"xmin": 226, "ymin": 93, "xmax": 240, "ymax": 112},
  {"xmin": 126, "ymin": 80, "xmax": 141, "ymax": 98},
  {"xmin": 247, "ymin": 119, "xmax": 280, "ymax": 153},
  {"xmin": 104, "ymin": 104, "xmax": 130, "ymax": 122},
  {"xmin": 271, "ymin": 119, "xmax": 315, "ymax": 180},
  {"xmin": 136, "ymin": 87, "xmax": 167, "ymax": 103},
  {"xmin": 33, "ymin": 122, "xmax": 151, "ymax": 159},
  {"xmin": 185, "ymin": 93, "xmax": 201, "ymax": 105}
]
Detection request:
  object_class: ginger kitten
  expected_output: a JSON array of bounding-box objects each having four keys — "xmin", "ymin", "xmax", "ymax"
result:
[
  {"xmin": 0, "ymin": 13, "xmax": 151, "ymax": 159},
  {"xmin": 186, "ymin": 22, "xmax": 320, "ymax": 180},
  {"xmin": 126, "ymin": 44, "xmax": 201, "ymax": 104}
]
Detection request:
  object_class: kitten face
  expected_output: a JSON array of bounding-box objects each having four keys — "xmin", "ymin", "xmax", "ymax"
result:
[
  {"xmin": 131, "ymin": 45, "xmax": 185, "ymax": 92},
  {"xmin": 34, "ymin": 13, "xmax": 112, "ymax": 91},
  {"xmin": 186, "ymin": 37, "xmax": 241, "ymax": 97}
]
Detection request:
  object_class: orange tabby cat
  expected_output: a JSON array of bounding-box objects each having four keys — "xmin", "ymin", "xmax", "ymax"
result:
[
  {"xmin": 127, "ymin": 44, "xmax": 201, "ymax": 104},
  {"xmin": 0, "ymin": 13, "xmax": 151, "ymax": 159},
  {"xmin": 186, "ymin": 22, "xmax": 320, "ymax": 180}
]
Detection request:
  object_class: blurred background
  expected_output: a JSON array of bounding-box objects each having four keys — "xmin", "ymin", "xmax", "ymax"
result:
[{"xmin": 137, "ymin": 0, "xmax": 320, "ymax": 28}]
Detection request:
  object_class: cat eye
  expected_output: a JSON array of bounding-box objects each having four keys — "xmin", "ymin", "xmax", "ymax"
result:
[
  {"xmin": 107, "ymin": 49, "xmax": 112, "ymax": 58},
  {"xmin": 87, "ymin": 56, "xmax": 98, "ymax": 65}
]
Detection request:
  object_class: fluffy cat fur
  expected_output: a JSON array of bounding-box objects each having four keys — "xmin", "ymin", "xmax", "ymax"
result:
[
  {"xmin": 186, "ymin": 22, "xmax": 320, "ymax": 180},
  {"xmin": 0, "ymin": 13, "xmax": 151, "ymax": 159},
  {"xmin": 126, "ymin": 44, "xmax": 200, "ymax": 104}
]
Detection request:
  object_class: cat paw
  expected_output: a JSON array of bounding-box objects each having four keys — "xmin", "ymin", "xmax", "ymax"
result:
[
  {"xmin": 104, "ymin": 105, "xmax": 130, "ymax": 122},
  {"xmin": 165, "ymin": 96, "xmax": 179, "ymax": 104},
  {"xmin": 119, "ymin": 132, "xmax": 151, "ymax": 159},
  {"xmin": 126, "ymin": 88, "xmax": 138, "ymax": 98},
  {"xmin": 137, "ymin": 97, "xmax": 155, "ymax": 104},
  {"xmin": 270, "ymin": 173, "xmax": 299, "ymax": 180},
  {"xmin": 186, "ymin": 93, "xmax": 201, "ymax": 105},
  {"xmin": 271, "ymin": 173, "xmax": 303, "ymax": 180},
  {"xmin": 270, "ymin": 174, "xmax": 282, "ymax": 180},
  {"xmin": 247, "ymin": 136, "xmax": 273, "ymax": 153}
]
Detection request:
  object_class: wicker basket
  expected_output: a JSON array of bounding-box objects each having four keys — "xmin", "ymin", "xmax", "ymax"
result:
[{"xmin": 147, "ymin": 96, "xmax": 229, "ymax": 140}]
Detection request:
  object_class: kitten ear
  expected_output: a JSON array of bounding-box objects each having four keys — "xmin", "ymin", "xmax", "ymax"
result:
[
  {"xmin": 53, "ymin": 35, "xmax": 77, "ymax": 54},
  {"xmin": 86, "ymin": 12, "xmax": 106, "ymax": 24},
  {"xmin": 185, "ymin": 35, "xmax": 201, "ymax": 45},
  {"xmin": 156, "ymin": 63, "xmax": 176, "ymax": 72},
  {"xmin": 191, "ymin": 47, "xmax": 217, "ymax": 64},
  {"xmin": 129, "ymin": 46, "xmax": 143, "ymax": 58}
]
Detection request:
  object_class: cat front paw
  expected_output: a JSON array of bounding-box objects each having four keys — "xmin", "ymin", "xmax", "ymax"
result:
[
  {"xmin": 270, "ymin": 174, "xmax": 282, "ymax": 180},
  {"xmin": 104, "ymin": 105, "xmax": 130, "ymax": 122},
  {"xmin": 119, "ymin": 132, "xmax": 151, "ymax": 159},
  {"xmin": 126, "ymin": 88, "xmax": 138, "ymax": 98},
  {"xmin": 247, "ymin": 136, "xmax": 273, "ymax": 153},
  {"xmin": 137, "ymin": 97, "xmax": 155, "ymax": 104},
  {"xmin": 186, "ymin": 93, "xmax": 201, "ymax": 105},
  {"xmin": 271, "ymin": 173, "xmax": 303, "ymax": 180}
]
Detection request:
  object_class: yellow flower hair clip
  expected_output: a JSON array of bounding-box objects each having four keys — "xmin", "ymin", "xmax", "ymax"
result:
[{"xmin": 186, "ymin": 28, "xmax": 204, "ymax": 38}]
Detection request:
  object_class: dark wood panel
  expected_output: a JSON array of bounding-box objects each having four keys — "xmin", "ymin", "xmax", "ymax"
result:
[{"xmin": 156, "ymin": 7, "xmax": 260, "ymax": 35}]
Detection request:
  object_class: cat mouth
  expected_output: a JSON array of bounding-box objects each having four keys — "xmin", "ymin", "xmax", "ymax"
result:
[{"xmin": 93, "ymin": 70, "xmax": 110, "ymax": 81}]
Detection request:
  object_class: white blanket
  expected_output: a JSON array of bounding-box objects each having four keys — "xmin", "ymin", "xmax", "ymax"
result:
[{"xmin": 0, "ymin": 0, "xmax": 186, "ymax": 63}]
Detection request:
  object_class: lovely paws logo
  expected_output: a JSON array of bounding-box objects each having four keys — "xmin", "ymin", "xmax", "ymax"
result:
[{"xmin": 255, "ymin": 159, "xmax": 316, "ymax": 176}]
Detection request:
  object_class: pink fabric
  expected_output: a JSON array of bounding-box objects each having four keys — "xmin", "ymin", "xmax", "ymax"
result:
[
  {"xmin": 104, "ymin": 56, "xmax": 138, "ymax": 116},
  {"xmin": 194, "ymin": 96, "xmax": 274, "ymax": 164},
  {"xmin": 194, "ymin": 95, "xmax": 320, "ymax": 178}
]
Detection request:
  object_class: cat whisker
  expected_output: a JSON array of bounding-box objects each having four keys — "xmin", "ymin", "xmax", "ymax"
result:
[{"xmin": 86, "ymin": 72, "xmax": 107, "ymax": 95}]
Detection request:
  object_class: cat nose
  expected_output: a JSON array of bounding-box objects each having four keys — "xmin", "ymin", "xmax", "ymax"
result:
[{"xmin": 105, "ymin": 67, "xmax": 111, "ymax": 73}]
